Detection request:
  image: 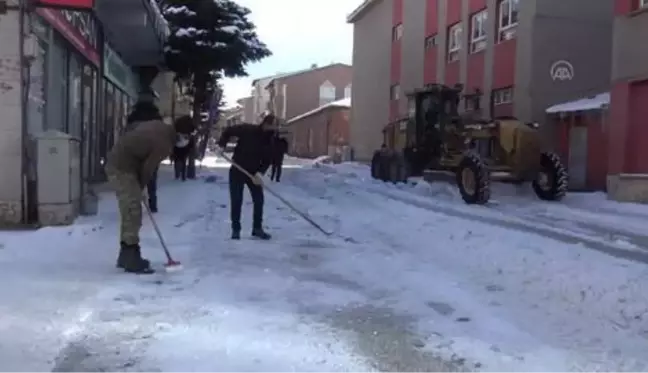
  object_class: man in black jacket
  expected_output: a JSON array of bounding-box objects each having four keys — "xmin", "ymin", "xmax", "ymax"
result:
[
  {"xmin": 270, "ymin": 136, "xmax": 288, "ymax": 182},
  {"xmin": 217, "ymin": 114, "xmax": 277, "ymax": 240}
]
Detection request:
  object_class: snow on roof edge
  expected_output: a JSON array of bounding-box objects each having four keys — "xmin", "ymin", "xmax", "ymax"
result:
[
  {"xmin": 347, "ymin": 0, "xmax": 381, "ymax": 23},
  {"xmin": 286, "ymin": 98, "xmax": 351, "ymax": 125},
  {"xmin": 546, "ymin": 92, "xmax": 610, "ymax": 114}
]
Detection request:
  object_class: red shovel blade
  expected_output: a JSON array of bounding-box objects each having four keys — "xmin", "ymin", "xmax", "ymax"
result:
[{"xmin": 164, "ymin": 260, "xmax": 183, "ymax": 272}]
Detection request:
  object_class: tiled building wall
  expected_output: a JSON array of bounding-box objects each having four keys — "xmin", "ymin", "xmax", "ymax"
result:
[{"xmin": 0, "ymin": 10, "xmax": 25, "ymax": 224}]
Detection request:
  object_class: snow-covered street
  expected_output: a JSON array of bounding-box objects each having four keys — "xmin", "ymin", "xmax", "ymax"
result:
[{"xmin": 2, "ymin": 155, "xmax": 648, "ymax": 371}]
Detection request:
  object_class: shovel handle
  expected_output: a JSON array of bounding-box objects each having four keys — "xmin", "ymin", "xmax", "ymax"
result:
[{"xmin": 219, "ymin": 152, "xmax": 332, "ymax": 236}]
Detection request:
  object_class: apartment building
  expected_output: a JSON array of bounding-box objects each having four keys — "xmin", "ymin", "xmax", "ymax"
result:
[
  {"xmin": 235, "ymin": 96, "xmax": 255, "ymax": 122},
  {"xmin": 347, "ymin": 0, "xmax": 614, "ymax": 161},
  {"xmin": 266, "ymin": 63, "xmax": 352, "ymax": 122},
  {"xmin": 249, "ymin": 76, "xmax": 275, "ymax": 122}
]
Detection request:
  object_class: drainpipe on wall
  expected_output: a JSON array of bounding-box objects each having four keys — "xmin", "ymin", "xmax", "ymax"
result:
[{"xmin": 18, "ymin": 0, "xmax": 29, "ymax": 224}]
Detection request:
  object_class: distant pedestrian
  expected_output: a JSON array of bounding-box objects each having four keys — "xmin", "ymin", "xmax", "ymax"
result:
[
  {"xmin": 171, "ymin": 115, "xmax": 195, "ymax": 181},
  {"xmin": 217, "ymin": 113, "xmax": 277, "ymax": 240},
  {"xmin": 105, "ymin": 101, "xmax": 175, "ymax": 274},
  {"xmin": 270, "ymin": 136, "xmax": 288, "ymax": 182}
]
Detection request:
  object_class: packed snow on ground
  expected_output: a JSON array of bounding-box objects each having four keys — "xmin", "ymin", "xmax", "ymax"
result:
[{"xmin": 1, "ymin": 155, "xmax": 648, "ymax": 371}]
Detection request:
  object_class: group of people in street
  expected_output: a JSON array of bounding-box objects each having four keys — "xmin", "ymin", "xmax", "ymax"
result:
[{"xmin": 106, "ymin": 100, "xmax": 289, "ymax": 274}]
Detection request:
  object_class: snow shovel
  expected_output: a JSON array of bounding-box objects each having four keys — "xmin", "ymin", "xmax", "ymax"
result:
[
  {"xmin": 142, "ymin": 198, "xmax": 183, "ymax": 272},
  {"xmin": 219, "ymin": 152, "xmax": 333, "ymax": 236}
]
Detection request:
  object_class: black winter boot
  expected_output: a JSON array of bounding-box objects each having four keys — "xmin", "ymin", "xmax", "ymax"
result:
[
  {"xmin": 231, "ymin": 230, "xmax": 241, "ymax": 240},
  {"xmin": 252, "ymin": 228, "xmax": 271, "ymax": 240},
  {"xmin": 117, "ymin": 242, "xmax": 150, "ymax": 269},
  {"xmin": 118, "ymin": 243, "xmax": 154, "ymax": 274}
]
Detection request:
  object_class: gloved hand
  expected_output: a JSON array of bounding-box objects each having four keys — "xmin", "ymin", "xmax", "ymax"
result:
[{"xmin": 252, "ymin": 172, "xmax": 264, "ymax": 186}]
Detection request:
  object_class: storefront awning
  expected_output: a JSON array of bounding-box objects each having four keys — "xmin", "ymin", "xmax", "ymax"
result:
[{"xmin": 94, "ymin": 0, "xmax": 168, "ymax": 66}]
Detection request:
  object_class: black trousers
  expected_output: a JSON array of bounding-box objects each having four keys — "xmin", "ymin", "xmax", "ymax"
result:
[
  {"xmin": 147, "ymin": 167, "xmax": 158, "ymax": 209},
  {"xmin": 229, "ymin": 167, "xmax": 264, "ymax": 231},
  {"xmin": 174, "ymin": 156, "xmax": 187, "ymax": 181},
  {"xmin": 270, "ymin": 155, "xmax": 284, "ymax": 181}
]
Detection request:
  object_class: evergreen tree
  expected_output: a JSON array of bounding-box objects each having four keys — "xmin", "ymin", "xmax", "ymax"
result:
[{"xmin": 161, "ymin": 0, "xmax": 271, "ymax": 120}]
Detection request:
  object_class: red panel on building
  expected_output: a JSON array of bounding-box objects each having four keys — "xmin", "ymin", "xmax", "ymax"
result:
[
  {"xmin": 35, "ymin": 0, "xmax": 93, "ymax": 10},
  {"xmin": 626, "ymin": 80, "xmax": 648, "ymax": 173},
  {"xmin": 36, "ymin": 8, "xmax": 100, "ymax": 65},
  {"xmin": 466, "ymin": 52, "xmax": 485, "ymax": 93},
  {"xmin": 445, "ymin": 60, "xmax": 460, "ymax": 86},
  {"xmin": 492, "ymin": 40, "xmax": 516, "ymax": 88},
  {"xmin": 608, "ymin": 82, "xmax": 630, "ymax": 174},
  {"xmin": 424, "ymin": 49, "xmax": 437, "ymax": 84},
  {"xmin": 614, "ymin": 0, "xmax": 635, "ymax": 15},
  {"xmin": 446, "ymin": 0, "xmax": 461, "ymax": 24},
  {"xmin": 469, "ymin": 0, "xmax": 487, "ymax": 12},
  {"xmin": 425, "ymin": 0, "xmax": 438, "ymax": 35},
  {"xmin": 552, "ymin": 112, "xmax": 609, "ymax": 191},
  {"xmin": 393, "ymin": 0, "xmax": 403, "ymax": 24}
]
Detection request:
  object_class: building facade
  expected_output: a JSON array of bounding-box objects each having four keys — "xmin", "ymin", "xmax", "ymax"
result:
[
  {"xmin": 266, "ymin": 63, "xmax": 352, "ymax": 123},
  {"xmin": 285, "ymin": 98, "xmax": 351, "ymax": 160},
  {"xmin": 606, "ymin": 0, "xmax": 648, "ymax": 201},
  {"xmin": 248, "ymin": 76, "xmax": 274, "ymax": 122},
  {"xmin": 0, "ymin": 0, "xmax": 167, "ymax": 225},
  {"xmin": 347, "ymin": 0, "xmax": 614, "ymax": 161},
  {"xmin": 236, "ymin": 96, "xmax": 254, "ymax": 122}
]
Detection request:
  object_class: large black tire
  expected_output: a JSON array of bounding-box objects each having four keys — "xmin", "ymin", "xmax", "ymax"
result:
[
  {"xmin": 387, "ymin": 151, "xmax": 408, "ymax": 183},
  {"xmin": 456, "ymin": 152, "xmax": 491, "ymax": 204},
  {"xmin": 370, "ymin": 150, "xmax": 382, "ymax": 180},
  {"xmin": 532, "ymin": 151, "xmax": 568, "ymax": 201},
  {"xmin": 371, "ymin": 150, "xmax": 390, "ymax": 182}
]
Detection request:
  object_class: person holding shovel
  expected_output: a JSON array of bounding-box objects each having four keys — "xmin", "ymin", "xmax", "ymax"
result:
[
  {"xmin": 217, "ymin": 113, "xmax": 277, "ymax": 240},
  {"xmin": 105, "ymin": 101, "xmax": 176, "ymax": 274}
]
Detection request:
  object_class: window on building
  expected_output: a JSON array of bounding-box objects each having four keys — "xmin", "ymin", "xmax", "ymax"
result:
[
  {"xmin": 641, "ymin": 0, "xmax": 648, "ymax": 8},
  {"xmin": 498, "ymin": 0, "xmax": 519, "ymax": 42},
  {"xmin": 425, "ymin": 34, "xmax": 438, "ymax": 50},
  {"xmin": 447, "ymin": 23, "xmax": 462, "ymax": 62},
  {"xmin": 390, "ymin": 84, "xmax": 400, "ymax": 101},
  {"xmin": 492, "ymin": 87, "xmax": 514, "ymax": 105},
  {"xmin": 392, "ymin": 23, "xmax": 403, "ymax": 41},
  {"xmin": 344, "ymin": 84, "xmax": 351, "ymax": 98},
  {"xmin": 470, "ymin": 10, "xmax": 487, "ymax": 53},
  {"xmin": 319, "ymin": 80, "xmax": 336, "ymax": 106}
]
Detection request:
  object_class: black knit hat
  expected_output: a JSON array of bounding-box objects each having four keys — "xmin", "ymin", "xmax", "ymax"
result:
[
  {"xmin": 260, "ymin": 113, "xmax": 276, "ymax": 126},
  {"xmin": 174, "ymin": 115, "xmax": 195, "ymax": 135}
]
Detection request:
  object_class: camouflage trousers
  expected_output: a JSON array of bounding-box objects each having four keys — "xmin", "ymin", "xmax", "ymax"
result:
[{"xmin": 106, "ymin": 166, "xmax": 143, "ymax": 245}]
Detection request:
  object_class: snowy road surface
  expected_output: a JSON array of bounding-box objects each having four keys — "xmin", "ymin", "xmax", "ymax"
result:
[{"xmin": 2, "ymin": 155, "xmax": 648, "ymax": 371}]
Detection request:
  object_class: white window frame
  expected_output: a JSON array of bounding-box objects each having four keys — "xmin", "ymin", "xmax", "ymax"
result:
[
  {"xmin": 498, "ymin": 0, "xmax": 519, "ymax": 42},
  {"xmin": 390, "ymin": 84, "xmax": 400, "ymax": 101},
  {"xmin": 493, "ymin": 87, "xmax": 513, "ymax": 105},
  {"xmin": 344, "ymin": 84, "xmax": 351, "ymax": 98},
  {"xmin": 319, "ymin": 81, "xmax": 336, "ymax": 106},
  {"xmin": 470, "ymin": 10, "xmax": 487, "ymax": 53},
  {"xmin": 641, "ymin": 0, "xmax": 648, "ymax": 8},
  {"xmin": 425, "ymin": 34, "xmax": 438, "ymax": 49},
  {"xmin": 447, "ymin": 23, "xmax": 462, "ymax": 62},
  {"xmin": 392, "ymin": 23, "xmax": 403, "ymax": 41}
]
